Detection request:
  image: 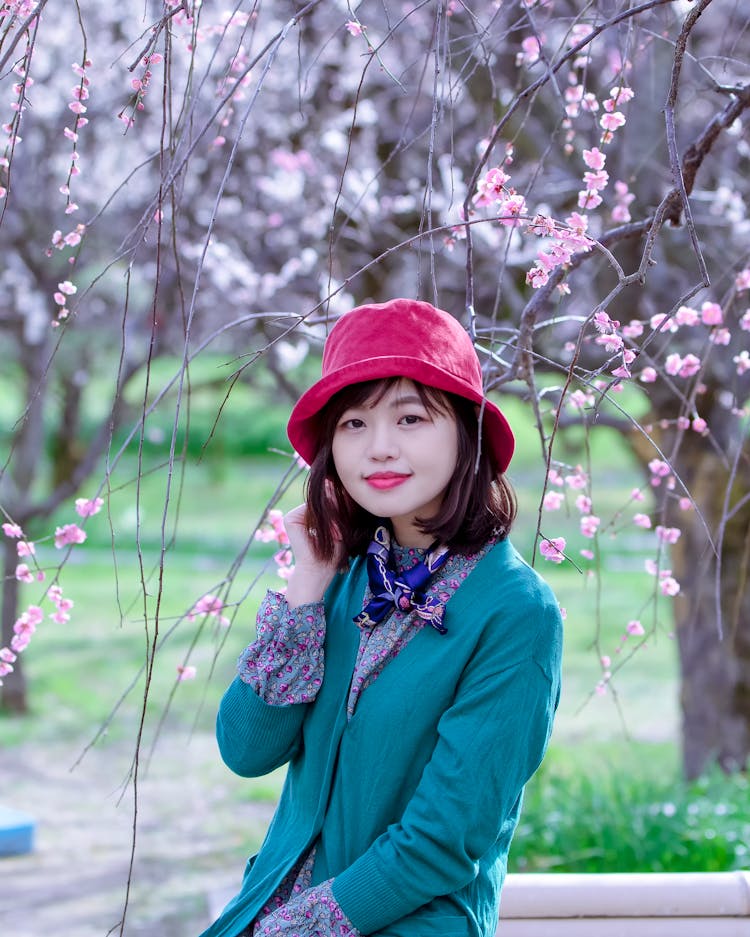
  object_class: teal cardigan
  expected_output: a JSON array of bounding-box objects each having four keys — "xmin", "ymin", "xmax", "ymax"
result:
[{"xmin": 200, "ymin": 538, "xmax": 563, "ymax": 937}]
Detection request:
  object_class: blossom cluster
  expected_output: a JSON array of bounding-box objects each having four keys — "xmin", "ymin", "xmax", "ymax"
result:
[
  {"xmin": 0, "ymin": 496, "xmax": 102, "ymax": 686},
  {"xmin": 119, "ymin": 52, "xmax": 163, "ymax": 129},
  {"xmin": 255, "ymin": 509, "xmax": 294, "ymax": 581},
  {"xmin": 1, "ymin": 53, "xmax": 33, "ymax": 201},
  {"xmin": 537, "ymin": 454, "xmax": 690, "ymax": 698}
]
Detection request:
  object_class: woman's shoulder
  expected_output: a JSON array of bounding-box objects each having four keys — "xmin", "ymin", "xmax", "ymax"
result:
[{"xmin": 476, "ymin": 536, "xmax": 558, "ymax": 603}]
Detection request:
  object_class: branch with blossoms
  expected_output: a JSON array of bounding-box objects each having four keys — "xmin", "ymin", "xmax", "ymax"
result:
[{"xmin": 0, "ymin": 497, "xmax": 102, "ymax": 687}]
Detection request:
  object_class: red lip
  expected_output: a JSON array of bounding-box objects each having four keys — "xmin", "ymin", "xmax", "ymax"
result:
[{"xmin": 365, "ymin": 473, "xmax": 410, "ymax": 490}]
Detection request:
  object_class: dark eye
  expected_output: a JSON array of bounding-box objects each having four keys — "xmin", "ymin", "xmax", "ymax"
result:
[
  {"xmin": 399, "ymin": 414, "xmax": 423, "ymax": 425},
  {"xmin": 341, "ymin": 417, "xmax": 365, "ymax": 429}
]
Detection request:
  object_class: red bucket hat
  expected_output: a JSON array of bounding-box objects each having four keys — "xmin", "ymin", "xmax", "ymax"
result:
[{"xmin": 287, "ymin": 298, "xmax": 515, "ymax": 472}]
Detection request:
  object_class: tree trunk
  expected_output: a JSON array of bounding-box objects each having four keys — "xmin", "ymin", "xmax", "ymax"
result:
[
  {"xmin": 668, "ymin": 442, "xmax": 750, "ymax": 779},
  {"xmin": 1, "ymin": 539, "xmax": 27, "ymax": 714}
]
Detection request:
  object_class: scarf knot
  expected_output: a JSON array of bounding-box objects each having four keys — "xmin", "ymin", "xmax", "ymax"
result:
[{"xmin": 353, "ymin": 526, "xmax": 450, "ymax": 634}]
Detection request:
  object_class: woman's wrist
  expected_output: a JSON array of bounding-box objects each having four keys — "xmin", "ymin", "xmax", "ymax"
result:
[{"xmin": 284, "ymin": 565, "xmax": 333, "ymax": 608}]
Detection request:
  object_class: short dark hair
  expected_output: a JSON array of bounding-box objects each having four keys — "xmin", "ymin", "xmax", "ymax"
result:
[{"xmin": 304, "ymin": 378, "xmax": 516, "ymax": 565}]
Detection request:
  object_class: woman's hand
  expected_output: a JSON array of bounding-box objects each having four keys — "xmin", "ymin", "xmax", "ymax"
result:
[{"xmin": 283, "ymin": 504, "xmax": 342, "ymax": 608}]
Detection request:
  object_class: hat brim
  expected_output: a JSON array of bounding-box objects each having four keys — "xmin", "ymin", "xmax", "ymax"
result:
[{"xmin": 287, "ymin": 354, "xmax": 515, "ymax": 473}]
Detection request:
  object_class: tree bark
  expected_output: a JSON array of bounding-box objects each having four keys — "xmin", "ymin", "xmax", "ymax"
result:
[{"xmin": 669, "ymin": 441, "xmax": 750, "ymax": 779}]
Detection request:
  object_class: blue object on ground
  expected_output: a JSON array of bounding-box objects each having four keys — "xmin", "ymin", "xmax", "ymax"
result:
[{"xmin": 0, "ymin": 805, "xmax": 35, "ymax": 856}]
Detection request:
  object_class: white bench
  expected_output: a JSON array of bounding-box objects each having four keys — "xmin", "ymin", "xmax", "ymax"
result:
[{"xmin": 497, "ymin": 871, "xmax": 750, "ymax": 935}]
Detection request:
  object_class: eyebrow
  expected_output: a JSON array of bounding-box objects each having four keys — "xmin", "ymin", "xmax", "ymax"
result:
[{"xmin": 388, "ymin": 395, "xmax": 425, "ymax": 408}]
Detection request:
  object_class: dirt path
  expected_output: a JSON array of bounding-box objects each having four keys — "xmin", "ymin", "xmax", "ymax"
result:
[{"xmin": 0, "ymin": 733, "xmax": 276, "ymax": 937}]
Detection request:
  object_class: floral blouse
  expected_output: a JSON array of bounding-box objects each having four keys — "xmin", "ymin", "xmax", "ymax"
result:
[{"xmin": 236, "ymin": 538, "xmax": 495, "ymax": 937}]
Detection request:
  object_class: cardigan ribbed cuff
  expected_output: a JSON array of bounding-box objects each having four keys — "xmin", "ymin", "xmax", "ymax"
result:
[{"xmin": 332, "ymin": 852, "xmax": 416, "ymax": 935}]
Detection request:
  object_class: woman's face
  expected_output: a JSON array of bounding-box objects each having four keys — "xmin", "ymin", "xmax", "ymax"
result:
[{"xmin": 331, "ymin": 380, "xmax": 459, "ymax": 547}]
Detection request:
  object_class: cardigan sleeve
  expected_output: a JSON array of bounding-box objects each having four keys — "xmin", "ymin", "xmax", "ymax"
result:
[
  {"xmin": 216, "ymin": 593, "xmax": 327, "ymax": 778},
  {"xmin": 331, "ymin": 599, "xmax": 562, "ymax": 934}
]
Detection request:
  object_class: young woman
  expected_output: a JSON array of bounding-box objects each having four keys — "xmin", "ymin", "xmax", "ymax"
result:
[{"xmin": 200, "ymin": 298, "xmax": 563, "ymax": 937}]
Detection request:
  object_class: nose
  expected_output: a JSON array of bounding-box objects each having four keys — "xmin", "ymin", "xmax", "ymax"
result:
[{"xmin": 365, "ymin": 422, "xmax": 399, "ymax": 461}]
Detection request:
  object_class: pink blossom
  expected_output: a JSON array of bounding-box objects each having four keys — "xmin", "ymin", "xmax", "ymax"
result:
[
  {"xmin": 526, "ymin": 266, "xmax": 549, "ymax": 289},
  {"xmin": 516, "ymin": 35, "xmax": 543, "ymax": 67},
  {"xmin": 581, "ymin": 93, "xmax": 599, "ymax": 113},
  {"xmin": 189, "ymin": 594, "xmax": 224, "ymax": 620},
  {"xmin": 568, "ymin": 389, "xmax": 594, "ymax": 409},
  {"xmin": 648, "ymin": 459, "xmax": 671, "ymax": 478},
  {"xmin": 601, "ymin": 654, "xmax": 611, "ymax": 668},
  {"xmin": 54, "ymin": 523, "xmax": 87, "ymax": 548},
  {"xmin": 626, "ymin": 619, "xmax": 645, "ymax": 636},
  {"xmin": 15, "ymin": 564, "xmax": 33, "ymax": 583},
  {"xmin": 735, "ymin": 269, "xmax": 750, "ymax": 291},
  {"xmin": 611, "ymin": 204, "xmax": 631, "ymax": 223},
  {"xmin": 650, "ymin": 312, "xmax": 678, "ymax": 333},
  {"xmin": 543, "ymin": 491, "xmax": 564, "ymax": 511},
  {"xmin": 2, "ymin": 522, "xmax": 23, "ymax": 538},
  {"xmin": 344, "ymin": 20, "xmax": 364, "ymax": 37},
  {"xmin": 583, "ymin": 169, "xmax": 609, "ymax": 191},
  {"xmin": 10, "ymin": 633, "xmax": 31, "ymax": 653},
  {"xmin": 50, "ymin": 610, "xmax": 71, "ymax": 624},
  {"xmin": 565, "ymin": 467, "xmax": 588, "ymax": 490},
  {"xmin": 565, "ymin": 211, "xmax": 589, "ymax": 235},
  {"xmin": 679, "ymin": 354, "xmax": 701, "ymax": 378},
  {"xmin": 656, "ymin": 525, "xmax": 681, "ymax": 545},
  {"xmin": 68, "ymin": 101, "xmax": 87, "ymax": 115},
  {"xmin": 0, "ymin": 647, "xmax": 16, "ymax": 663},
  {"xmin": 633, "ymin": 513, "xmax": 651, "ymax": 529},
  {"xmin": 540, "ymin": 537, "xmax": 566, "ymax": 563},
  {"xmin": 58, "ymin": 280, "xmax": 76, "ymax": 295},
  {"xmin": 665, "ymin": 353, "xmax": 682, "ymax": 376},
  {"xmin": 675, "ymin": 305, "xmax": 699, "ymax": 326},
  {"xmin": 547, "ymin": 468, "xmax": 565, "ymax": 487},
  {"xmin": 600, "ymin": 111, "xmax": 626, "ymax": 131},
  {"xmin": 710, "ymin": 328, "xmax": 731, "ymax": 346},
  {"xmin": 578, "ymin": 189, "xmax": 603, "ymax": 210},
  {"xmin": 580, "ymin": 548, "xmax": 594, "ymax": 560},
  {"xmin": 498, "ymin": 193, "xmax": 527, "ymax": 226},
  {"xmin": 583, "ymin": 147, "xmax": 606, "ymax": 170},
  {"xmin": 580, "ymin": 515, "xmax": 600, "ymax": 538},
  {"xmin": 740, "ymin": 310, "xmax": 750, "ymax": 332},
  {"xmin": 611, "ymin": 85, "xmax": 634, "ymax": 103},
  {"xmin": 177, "ymin": 664, "xmax": 197, "ymax": 681},
  {"xmin": 700, "ymin": 301, "xmax": 723, "ymax": 325},
  {"xmin": 575, "ymin": 495, "xmax": 592, "ymax": 514},
  {"xmin": 75, "ymin": 497, "xmax": 103, "ymax": 517},
  {"xmin": 593, "ymin": 310, "xmax": 615, "ymax": 333},
  {"xmin": 631, "ymin": 488, "xmax": 645, "ymax": 502},
  {"xmin": 660, "ymin": 576, "xmax": 681, "ymax": 597},
  {"xmin": 639, "ymin": 367, "xmax": 657, "ymax": 383},
  {"xmin": 16, "ymin": 540, "xmax": 35, "ymax": 557},
  {"xmin": 679, "ymin": 497, "xmax": 693, "ymax": 512}
]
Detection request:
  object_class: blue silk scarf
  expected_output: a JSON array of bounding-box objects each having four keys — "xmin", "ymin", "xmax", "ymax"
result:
[{"xmin": 353, "ymin": 525, "xmax": 451, "ymax": 634}]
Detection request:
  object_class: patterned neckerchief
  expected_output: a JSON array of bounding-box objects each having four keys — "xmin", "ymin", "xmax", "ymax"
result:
[{"xmin": 353, "ymin": 525, "xmax": 451, "ymax": 634}]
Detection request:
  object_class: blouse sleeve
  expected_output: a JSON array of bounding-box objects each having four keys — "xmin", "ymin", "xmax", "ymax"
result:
[
  {"xmin": 253, "ymin": 879, "xmax": 361, "ymax": 937},
  {"xmin": 237, "ymin": 590, "xmax": 326, "ymax": 705},
  {"xmin": 330, "ymin": 597, "xmax": 563, "ymax": 934}
]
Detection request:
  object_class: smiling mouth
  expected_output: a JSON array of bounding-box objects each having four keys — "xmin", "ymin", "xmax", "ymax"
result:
[{"xmin": 365, "ymin": 473, "xmax": 410, "ymax": 490}]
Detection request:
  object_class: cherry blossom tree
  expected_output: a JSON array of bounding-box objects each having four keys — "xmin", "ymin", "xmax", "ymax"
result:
[{"xmin": 1, "ymin": 0, "xmax": 749, "ymax": 791}]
